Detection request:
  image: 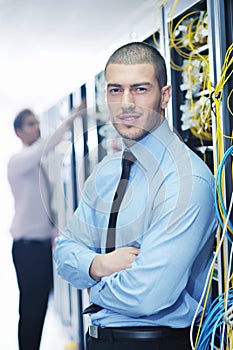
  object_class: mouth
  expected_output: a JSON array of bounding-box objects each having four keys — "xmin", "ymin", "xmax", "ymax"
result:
[{"xmin": 118, "ymin": 113, "xmax": 141, "ymax": 126}]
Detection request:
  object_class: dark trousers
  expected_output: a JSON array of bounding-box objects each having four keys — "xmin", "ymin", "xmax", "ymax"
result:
[
  {"xmin": 12, "ymin": 239, "xmax": 53, "ymax": 350},
  {"xmin": 86, "ymin": 327, "xmax": 193, "ymax": 350}
]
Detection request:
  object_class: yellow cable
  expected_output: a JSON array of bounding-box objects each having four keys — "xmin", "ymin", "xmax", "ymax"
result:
[
  {"xmin": 194, "ymin": 262, "xmax": 215, "ymax": 349},
  {"xmin": 152, "ymin": 30, "xmax": 160, "ymax": 48},
  {"xmin": 227, "ymin": 89, "xmax": 233, "ymax": 116},
  {"xmin": 214, "ymin": 44, "xmax": 233, "ymax": 96}
]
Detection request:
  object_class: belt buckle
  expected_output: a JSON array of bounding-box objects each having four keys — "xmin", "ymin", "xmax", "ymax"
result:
[{"xmin": 89, "ymin": 325, "xmax": 98, "ymax": 339}]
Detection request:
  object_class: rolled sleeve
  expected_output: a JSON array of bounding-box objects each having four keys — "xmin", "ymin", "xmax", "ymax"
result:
[{"xmin": 54, "ymin": 236, "xmax": 98, "ymax": 289}]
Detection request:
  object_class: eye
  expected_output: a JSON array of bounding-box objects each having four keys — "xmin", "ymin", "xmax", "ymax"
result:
[
  {"xmin": 132, "ymin": 86, "xmax": 148, "ymax": 94},
  {"xmin": 108, "ymin": 87, "xmax": 123, "ymax": 95}
]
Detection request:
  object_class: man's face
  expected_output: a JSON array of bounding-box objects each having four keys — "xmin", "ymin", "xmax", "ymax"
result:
[
  {"xmin": 105, "ymin": 63, "xmax": 171, "ymax": 144},
  {"xmin": 17, "ymin": 114, "xmax": 40, "ymax": 145}
]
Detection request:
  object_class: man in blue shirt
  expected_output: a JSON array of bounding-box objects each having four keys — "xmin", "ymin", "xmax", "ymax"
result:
[{"xmin": 54, "ymin": 42, "xmax": 218, "ymax": 349}]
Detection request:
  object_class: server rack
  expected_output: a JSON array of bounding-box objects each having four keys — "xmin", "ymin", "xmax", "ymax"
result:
[{"xmin": 164, "ymin": 0, "xmax": 233, "ymax": 348}]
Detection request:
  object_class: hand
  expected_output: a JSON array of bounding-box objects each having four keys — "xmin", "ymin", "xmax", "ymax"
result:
[
  {"xmin": 90, "ymin": 247, "xmax": 140, "ymax": 281},
  {"xmin": 44, "ymin": 98, "xmax": 87, "ymax": 151}
]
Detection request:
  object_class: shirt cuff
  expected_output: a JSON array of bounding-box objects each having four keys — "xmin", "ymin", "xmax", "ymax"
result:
[
  {"xmin": 54, "ymin": 238, "xmax": 98, "ymax": 289},
  {"xmin": 89, "ymin": 277, "xmax": 107, "ymax": 305}
]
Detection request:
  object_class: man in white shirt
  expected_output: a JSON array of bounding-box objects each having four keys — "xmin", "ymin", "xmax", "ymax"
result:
[{"xmin": 8, "ymin": 107, "xmax": 81, "ymax": 350}]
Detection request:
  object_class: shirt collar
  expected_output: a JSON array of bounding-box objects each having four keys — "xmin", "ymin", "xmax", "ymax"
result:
[{"xmin": 123, "ymin": 119, "xmax": 175, "ymax": 177}]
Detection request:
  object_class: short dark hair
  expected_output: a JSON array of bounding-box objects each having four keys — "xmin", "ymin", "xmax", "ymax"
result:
[
  {"xmin": 104, "ymin": 42, "xmax": 167, "ymax": 89},
  {"xmin": 13, "ymin": 109, "xmax": 34, "ymax": 131}
]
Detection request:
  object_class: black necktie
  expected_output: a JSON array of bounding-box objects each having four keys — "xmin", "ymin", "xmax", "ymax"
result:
[
  {"xmin": 106, "ymin": 150, "xmax": 136, "ymax": 253},
  {"xmin": 83, "ymin": 150, "xmax": 136, "ymax": 315}
]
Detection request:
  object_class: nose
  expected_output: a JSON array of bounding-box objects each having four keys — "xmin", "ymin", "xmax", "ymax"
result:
[{"xmin": 121, "ymin": 89, "xmax": 135, "ymax": 106}]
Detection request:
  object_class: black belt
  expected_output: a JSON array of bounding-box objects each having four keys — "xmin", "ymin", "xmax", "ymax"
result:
[
  {"xmin": 88, "ymin": 325, "xmax": 191, "ymax": 341},
  {"xmin": 14, "ymin": 238, "xmax": 51, "ymax": 246}
]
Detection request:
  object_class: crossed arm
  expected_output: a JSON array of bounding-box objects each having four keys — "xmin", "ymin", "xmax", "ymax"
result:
[
  {"xmin": 54, "ymin": 175, "xmax": 217, "ymax": 318},
  {"xmin": 89, "ymin": 246, "xmax": 140, "ymax": 280}
]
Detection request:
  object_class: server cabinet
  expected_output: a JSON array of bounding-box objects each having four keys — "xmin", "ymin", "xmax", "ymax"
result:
[
  {"xmin": 166, "ymin": 0, "xmax": 213, "ymax": 168},
  {"xmin": 163, "ymin": 0, "xmax": 233, "ymax": 348}
]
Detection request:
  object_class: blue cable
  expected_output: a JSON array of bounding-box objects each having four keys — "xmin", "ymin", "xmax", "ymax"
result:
[
  {"xmin": 193, "ymin": 146, "xmax": 233, "ymax": 349},
  {"xmin": 214, "ymin": 145, "xmax": 233, "ymax": 243},
  {"xmin": 195, "ymin": 290, "xmax": 233, "ymax": 349}
]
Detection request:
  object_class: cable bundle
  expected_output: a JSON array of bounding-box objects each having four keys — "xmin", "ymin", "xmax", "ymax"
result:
[
  {"xmin": 190, "ymin": 145, "xmax": 233, "ymax": 349},
  {"xmin": 215, "ymin": 145, "xmax": 233, "ymax": 242},
  {"xmin": 195, "ymin": 290, "xmax": 233, "ymax": 350},
  {"xmin": 168, "ymin": 0, "xmax": 233, "ymax": 145},
  {"xmin": 168, "ymin": 2, "xmax": 208, "ymax": 71}
]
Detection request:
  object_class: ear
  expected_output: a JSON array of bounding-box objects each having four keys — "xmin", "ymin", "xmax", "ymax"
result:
[{"xmin": 160, "ymin": 85, "xmax": 172, "ymax": 109}]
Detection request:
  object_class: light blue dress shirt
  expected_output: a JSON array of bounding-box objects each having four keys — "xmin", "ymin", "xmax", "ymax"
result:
[{"xmin": 54, "ymin": 119, "xmax": 218, "ymax": 328}]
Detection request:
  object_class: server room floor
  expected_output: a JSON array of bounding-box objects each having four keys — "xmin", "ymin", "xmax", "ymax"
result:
[{"xmin": 0, "ymin": 231, "xmax": 71, "ymax": 350}]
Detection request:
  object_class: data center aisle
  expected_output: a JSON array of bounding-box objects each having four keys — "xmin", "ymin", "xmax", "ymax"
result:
[{"xmin": 0, "ymin": 230, "xmax": 70, "ymax": 350}]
